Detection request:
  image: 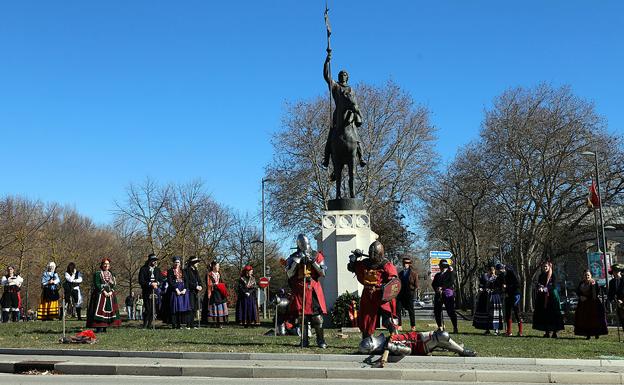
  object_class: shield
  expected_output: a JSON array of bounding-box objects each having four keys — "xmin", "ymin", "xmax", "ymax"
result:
[{"xmin": 381, "ymin": 277, "xmax": 402, "ymax": 302}]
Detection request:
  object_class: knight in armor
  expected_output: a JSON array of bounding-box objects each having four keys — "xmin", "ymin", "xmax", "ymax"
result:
[
  {"xmin": 347, "ymin": 241, "xmax": 399, "ymax": 339},
  {"xmin": 138, "ymin": 253, "xmax": 161, "ymax": 328},
  {"xmin": 358, "ymin": 330, "xmax": 476, "ymax": 366},
  {"xmin": 322, "ymin": 49, "xmax": 366, "ymax": 175},
  {"xmin": 286, "ymin": 234, "xmax": 328, "ymax": 348}
]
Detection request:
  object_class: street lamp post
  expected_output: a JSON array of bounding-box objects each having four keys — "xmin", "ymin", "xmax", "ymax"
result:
[
  {"xmin": 582, "ymin": 151, "xmax": 609, "ymax": 293},
  {"xmin": 261, "ymin": 177, "xmax": 274, "ymax": 319}
]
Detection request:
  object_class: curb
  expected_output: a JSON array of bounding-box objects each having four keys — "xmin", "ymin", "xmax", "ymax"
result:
[
  {"xmin": 1, "ymin": 348, "xmax": 623, "ymax": 367},
  {"xmin": 0, "ymin": 360, "xmax": 623, "ymax": 384}
]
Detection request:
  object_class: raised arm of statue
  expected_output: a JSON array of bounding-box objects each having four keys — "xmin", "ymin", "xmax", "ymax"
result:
[{"xmin": 323, "ymin": 51, "xmax": 333, "ymax": 88}]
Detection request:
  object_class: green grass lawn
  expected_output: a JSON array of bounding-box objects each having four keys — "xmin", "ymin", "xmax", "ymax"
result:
[{"xmin": 0, "ymin": 319, "xmax": 622, "ymax": 359}]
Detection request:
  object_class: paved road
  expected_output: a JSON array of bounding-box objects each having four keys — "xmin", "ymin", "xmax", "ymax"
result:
[{"xmin": 0, "ymin": 374, "xmax": 604, "ymax": 385}]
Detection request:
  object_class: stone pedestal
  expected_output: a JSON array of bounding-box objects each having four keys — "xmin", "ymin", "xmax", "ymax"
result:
[{"xmin": 317, "ymin": 207, "xmax": 378, "ymax": 314}]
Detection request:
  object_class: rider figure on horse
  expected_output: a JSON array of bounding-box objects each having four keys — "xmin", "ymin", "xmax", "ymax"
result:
[{"xmin": 322, "ymin": 49, "xmax": 366, "ymax": 175}]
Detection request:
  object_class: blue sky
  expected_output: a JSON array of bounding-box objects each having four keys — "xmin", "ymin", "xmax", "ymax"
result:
[{"xmin": 1, "ymin": 1, "xmax": 623, "ymax": 225}]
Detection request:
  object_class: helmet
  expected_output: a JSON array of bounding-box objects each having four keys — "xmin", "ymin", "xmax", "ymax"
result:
[
  {"xmin": 358, "ymin": 334, "xmax": 386, "ymax": 354},
  {"xmin": 368, "ymin": 241, "xmax": 384, "ymax": 260},
  {"xmin": 296, "ymin": 234, "xmax": 311, "ymax": 253}
]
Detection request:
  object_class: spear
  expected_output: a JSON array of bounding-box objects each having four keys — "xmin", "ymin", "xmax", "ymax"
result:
[{"xmin": 324, "ymin": 2, "xmax": 333, "ymax": 157}]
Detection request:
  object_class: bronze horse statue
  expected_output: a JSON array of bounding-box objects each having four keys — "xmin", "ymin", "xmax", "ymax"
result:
[{"xmin": 323, "ymin": 51, "xmax": 366, "ymax": 199}]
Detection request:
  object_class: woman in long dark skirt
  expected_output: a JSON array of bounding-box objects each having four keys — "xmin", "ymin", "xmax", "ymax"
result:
[
  {"xmin": 168, "ymin": 256, "xmax": 191, "ymax": 329},
  {"xmin": 574, "ymin": 269, "xmax": 608, "ymax": 339},
  {"xmin": 532, "ymin": 260, "xmax": 564, "ymax": 338},
  {"xmin": 236, "ymin": 265, "xmax": 258, "ymax": 327},
  {"xmin": 472, "ymin": 263, "xmax": 504, "ymax": 335}
]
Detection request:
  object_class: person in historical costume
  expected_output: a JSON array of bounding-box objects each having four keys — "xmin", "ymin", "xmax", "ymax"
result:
[
  {"xmin": 135, "ymin": 294, "xmax": 143, "ymax": 321},
  {"xmin": 138, "ymin": 253, "xmax": 161, "ymax": 328},
  {"xmin": 608, "ymin": 264, "xmax": 624, "ymax": 331},
  {"xmin": 472, "ymin": 262, "xmax": 504, "ymax": 335},
  {"xmin": 86, "ymin": 258, "xmax": 121, "ymax": 332},
  {"xmin": 322, "ymin": 50, "xmax": 367, "ymax": 172},
  {"xmin": 286, "ymin": 234, "xmax": 328, "ymax": 348},
  {"xmin": 574, "ymin": 269, "xmax": 608, "ymax": 339},
  {"xmin": 496, "ymin": 263, "xmax": 523, "ymax": 336},
  {"xmin": 236, "ymin": 265, "xmax": 258, "ymax": 327},
  {"xmin": 359, "ymin": 330, "xmax": 476, "ymax": 367},
  {"xmin": 396, "ymin": 257, "xmax": 419, "ymax": 331},
  {"xmin": 1, "ymin": 266, "xmax": 24, "ymax": 322},
  {"xmin": 203, "ymin": 261, "xmax": 229, "ymax": 327},
  {"xmin": 63, "ymin": 262, "xmax": 84, "ymax": 320},
  {"xmin": 38, "ymin": 262, "xmax": 61, "ymax": 320},
  {"xmin": 167, "ymin": 256, "xmax": 191, "ymax": 329},
  {"xmin": 184, "ymin": 256, "xmax": 202, "ymax": 328},
  {"xmin": 158, "ymin": 270, "xmax": 170, "ymax": 322},
  {"xmin": 348, "ymin": 241, "xmax": 398, "ymax": 339},
  {"xmin": 270, "ymin": 289, "xmax": 298, "ymax": 336},
  {"xmin": 431, "ymin": 259, "xmax": 458, "ymax": 333},
  {"xmin": 532, "ymin": 260, "xmax": 564, "ymax": 338}
]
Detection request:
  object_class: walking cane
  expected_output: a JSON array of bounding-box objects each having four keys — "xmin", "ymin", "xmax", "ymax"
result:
[
  {"xmin": 151, "ymin": 287, "xmax": 156, "ymax": 331},
  {"xmin": 196, "ymin": 291, "xmax": 201, "ymax": 328},
  {"xmin": 438, "ymin": 290, "xmax": 445, "ymax": 331},
  {"xmin": 62, "ymin": 296, "xmax": 66, "ymax": 339},
  {"xmin": 614, "ymin": 301, "xmax": 622, "ymax": 343}
]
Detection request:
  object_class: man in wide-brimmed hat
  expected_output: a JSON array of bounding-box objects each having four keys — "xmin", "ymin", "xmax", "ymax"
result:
[
  {"xmin": 396, "ymin": 256, "xmax": 419, "ymax": 331},
  {"xmin": 138, "ymin": 253, "xmax": 161, "ymax": 328},
  {"xmin": 609, "ymin": 263, "xmax": 624, "ymax": 331},
  {"xmin": 184, "ymin": 256, "xmax": 202, "ymax": 328}
]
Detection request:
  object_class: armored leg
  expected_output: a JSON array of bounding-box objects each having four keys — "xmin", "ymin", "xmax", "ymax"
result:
[
  {"xmin": 432, "ymin": 330, "xmax": 476, "ymax": 357},
  {"xmin": 358, "ymin": 334, "xmax": 386, "ymax": 354},
  {"xmin": 386, "ymin": 341, "xmax": 412, "ymax": 356},
  {"xmin": 311, "ymin": 314, "xmax": 327, "ymax": 348}
]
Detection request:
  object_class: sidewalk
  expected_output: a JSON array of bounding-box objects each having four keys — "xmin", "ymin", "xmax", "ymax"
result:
[{"xmin": 1, "ymin": 348, "xmax": 623, "ymax": 383}]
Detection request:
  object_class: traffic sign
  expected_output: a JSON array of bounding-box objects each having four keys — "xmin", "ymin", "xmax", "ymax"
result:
[
  {"xmin": 429, "ymin": 251, "xmax": 453, "ymax": 276},
  {"xmin": 259, "ymin": 277, "xmax": 270, "ymax": 289}
]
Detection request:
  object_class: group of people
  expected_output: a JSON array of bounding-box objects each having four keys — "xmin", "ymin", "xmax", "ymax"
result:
[{"xmin": 137, "ymin": 254, "xmax": 259, "ymax": 330}]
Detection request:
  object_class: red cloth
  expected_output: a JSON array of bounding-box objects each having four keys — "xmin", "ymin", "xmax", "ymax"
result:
[
  {"xmin": 288, "ymin": 252, "xmax": 327, "ymax": 316},
  {"xmin": 216, "ymin": 283, "xmax": 228, "ymax": 298},
  {"xmin": 390, "ymin": 331, "xmax": 428, "ymax": 355},
  {"xmin": 352, "ymin": 259, "xmax": 398, "ymax": 336}
]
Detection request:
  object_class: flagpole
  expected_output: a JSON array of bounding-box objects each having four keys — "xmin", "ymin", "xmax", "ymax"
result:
[{"xmin": 325, "ymin": 2, "xmax": 332, "ymax": 163}]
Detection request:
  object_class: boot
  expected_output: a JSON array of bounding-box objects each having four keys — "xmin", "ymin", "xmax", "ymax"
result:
[
  {"xmin": 517, "ymin": 322, "xmax": 523, "ymax": 337},
  {"xmin": 311, "ymin": 315, "xmax": 327, "ymax": 349},
  {"xmin": 506, "ymin": 319, "xmax": 513, "ymax": 336},
  {"xmin": 11, "ymin": 311, "xmax": 19, "ymax": 322},
  {"xmin": 76, "ymin": 308, "xmax": 82, "ymax": 321},
  {"xmin": 1, "ymin": 311, "xmax": 9, "ymax": 323}
]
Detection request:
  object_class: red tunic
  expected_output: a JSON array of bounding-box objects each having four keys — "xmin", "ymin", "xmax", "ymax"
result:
[
  {"xmin": 352, "ymin": 259, "xmax": 398, "ymax": 336},
  {"xmin": 390, "ymin": 331, "xmax": 430, "ymax": 355},
  {"xmin": 288, "ymin": 252, "xmax": 327, "ymax": 316}
]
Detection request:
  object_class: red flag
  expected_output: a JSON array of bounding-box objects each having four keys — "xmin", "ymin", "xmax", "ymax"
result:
[{"xmin": 589, "ymin": 181, "xmax": 601, "ymax": 208}]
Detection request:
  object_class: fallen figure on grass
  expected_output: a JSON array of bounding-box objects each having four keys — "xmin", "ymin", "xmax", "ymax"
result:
[
  {"xmin": 59, "ymin": 329, "xmax": 97, "ymax": 344},
  {"xmin": 358, "ymin": 330, "xmax": 476, "ymax": 367}
]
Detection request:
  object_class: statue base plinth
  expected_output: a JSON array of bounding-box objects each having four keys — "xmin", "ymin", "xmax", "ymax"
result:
[
  {"xmin": 327, "ymin": 198, "xmax": 364, "ymax": 211},
  {"xmin": 316, "ymin": 207, "xmax": 377, "ymax": 325}
]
